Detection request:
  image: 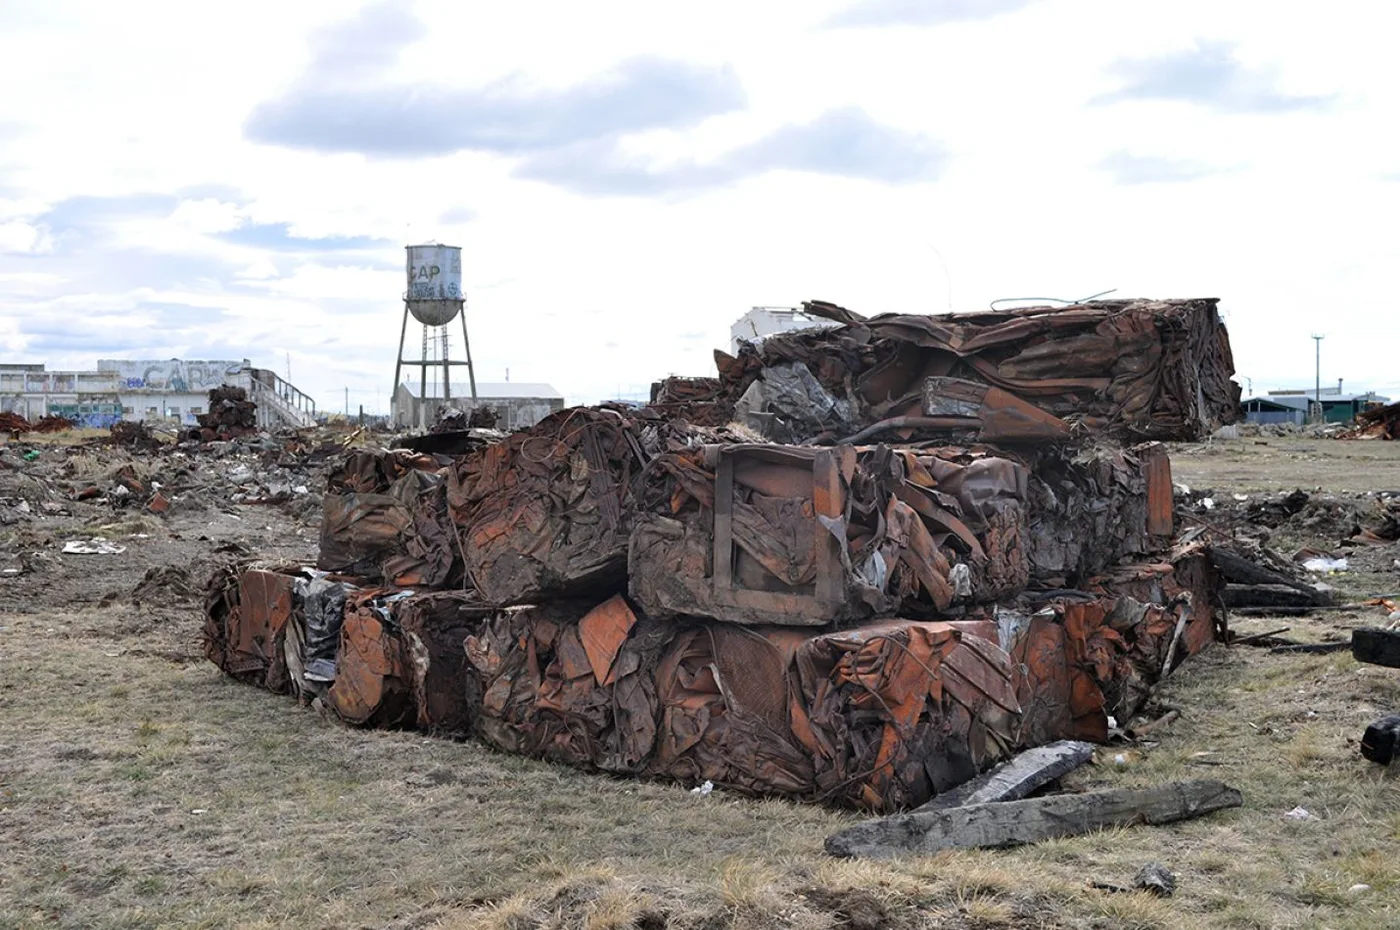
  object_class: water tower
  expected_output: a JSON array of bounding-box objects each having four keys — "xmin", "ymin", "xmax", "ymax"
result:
[{"xmin": 392, "ymin": 243, "xmax": 478, "ymax": 428}]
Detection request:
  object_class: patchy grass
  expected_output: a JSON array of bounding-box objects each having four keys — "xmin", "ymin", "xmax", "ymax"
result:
[{"xmin": 2, "ymin": 602, "xmax": 1399, "ymax": 929}]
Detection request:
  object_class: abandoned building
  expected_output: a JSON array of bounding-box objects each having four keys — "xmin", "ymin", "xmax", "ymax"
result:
[
  {"xmin": 391, "ymin": 381, "xmax": 565, "ymax": 430},
  {"xmin": 0, "ymin": 359, "xmax": 317, "ymax": 430}
]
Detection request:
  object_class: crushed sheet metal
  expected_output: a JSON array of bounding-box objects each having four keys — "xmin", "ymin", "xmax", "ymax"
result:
[{"xmin": 710, "ymin": 298, "xmax": 1240, "ymax": 443}]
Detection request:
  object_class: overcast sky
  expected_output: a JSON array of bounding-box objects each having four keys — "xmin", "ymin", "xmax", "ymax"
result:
[{"xmin": 3, "ymin": 0, "xmax": 1398, "ymax": 412}]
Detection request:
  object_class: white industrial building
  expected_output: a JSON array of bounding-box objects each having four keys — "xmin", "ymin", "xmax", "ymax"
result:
[
  {"xmin": 0, "ymin": 359, "xmax": 316, "ymax": 430},
  {"xmin": 392, "ymin": 382, "xmax": 564, "ymax": 431},
  {"xmin": 730, "ymin": 306, "xmax": 835, "ymax": 354}
]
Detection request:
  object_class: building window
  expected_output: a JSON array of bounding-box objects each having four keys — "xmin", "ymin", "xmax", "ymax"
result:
[
  {"xmin": 167, "ymin": 407, "xmax": 180, "ymax": 418},
  {"xmin": 146, "ymin": 407, "xmax": 159, "ymax": 417},
  {"xmin": 190, "ymin": 406, "xmax": 203, "ymax": 415},
  {"xmin": 122, "ymin": 407, "xmax": 133, "ymax": 415}
]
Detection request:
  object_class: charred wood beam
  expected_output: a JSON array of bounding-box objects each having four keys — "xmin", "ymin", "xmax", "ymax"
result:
[{"xmin": 826, "ymin": 780, "xmax": 1243, "ymax": 858}]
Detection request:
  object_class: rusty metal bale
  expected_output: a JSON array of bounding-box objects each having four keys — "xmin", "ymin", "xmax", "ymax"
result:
[
  {"xmin": 444, "ymin": 406, "xmax": 740, "ymax": 605},
  {"xmin": 711, "ymin": 298, "xmax": 1241, "ymax": 444},
  {"xmin": 629, "ymin": 443, "xmax": 1031, "ymax": 627},
  {"xmin": 318, "ymin": 449, "xmax": 461, "ymax": 587}
]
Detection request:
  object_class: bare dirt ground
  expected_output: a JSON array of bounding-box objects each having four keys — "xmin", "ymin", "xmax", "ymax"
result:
[{"xmin": 2, "ymin": 434, "xmax": 1399, "ymax": 929}]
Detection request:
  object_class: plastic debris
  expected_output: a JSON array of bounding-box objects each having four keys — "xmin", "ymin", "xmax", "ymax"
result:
[{"xmin": 61, "ymin": 539, "xmax": 127, "ymax": 555}]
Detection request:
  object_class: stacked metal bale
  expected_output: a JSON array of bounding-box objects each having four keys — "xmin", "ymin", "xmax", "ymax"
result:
[{"xmin": 205, "ymin": 297, "xmax": 1241, "ymax": 811}]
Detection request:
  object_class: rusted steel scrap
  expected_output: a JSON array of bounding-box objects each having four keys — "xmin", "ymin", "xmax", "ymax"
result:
[
  {"xmin": 629, "ymin": 440, "xmax": 1173, "ymax": 627},
  {"xmin": 711, "ymin": 298, "xmax": 1240, "ymax": 443},
  {"xmin": 192, "ymin": 385, "xmax": 259, "ymax": 441},
  {"xmin": 630, "ymin": 443, "xmax": 1032, "ymax": 626},
  {"xmin": 1339, "ymin": 400, "xmax": 1400, "ymax": 440},
  {"xmin": 444, "ymin": 406, "xmax": 737, "ymax": 605},
  {"xmin": 0, "ymin": 412, "xmax": 30, "ymax": 435},
  {"xmin": 204, "ymin": 545, "xmax": 1215, "ymax": 811},
  {"xmin": 204, "ymin": 566, "xmax": 487, "ymax": 737},
  {"xmin": 318, "ymin": 449, "xmax": 461, "ymax": 587},
  {"xmin": 204, "ymin": 294, "xmax": 1242, "ymax": 813}
]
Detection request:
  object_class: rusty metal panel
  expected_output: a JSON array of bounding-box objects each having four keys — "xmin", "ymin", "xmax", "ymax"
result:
[
  {"xmin": 327, "ymin": 591, "xmax": 416, "ymax": 728},
  {"xmin": 1142, "ymin": 443, "xmax": 1174, "ymax": 538}
]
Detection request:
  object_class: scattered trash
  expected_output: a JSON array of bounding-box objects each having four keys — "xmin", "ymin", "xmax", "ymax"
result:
[
  {"xmin": 1134, "ymin": 862, "xmax": 1177, "ymax": 898},
  {"xmin": 1284, "ymin": 806, "xmax": 1315, "ymax": 821},
  {"xmin": 1302, "ymin": 557, "xmax": 1348, "ymax": 572},
  {"xmin": 690, "ymin": 780, "xmax": 715, "ymax": 797},
  {"xmin": 1359, "ymin": 715, "xmax": 1400, "ymax": 765},
  {"xmin": 61, "ymin": 539, "xmax": 127, "ymax": 555}
]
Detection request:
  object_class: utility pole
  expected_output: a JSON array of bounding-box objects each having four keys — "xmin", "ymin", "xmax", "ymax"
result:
[
  {"xmin": 344, "ymin": 386, "xmax": 349, "ymax": 418},
  {"xmin": 1311, "ymin": 334, "xmax": 1325, "ymax": 423}
]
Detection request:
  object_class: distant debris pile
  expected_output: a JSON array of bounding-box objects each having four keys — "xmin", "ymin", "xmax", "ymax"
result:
[
  {"xmin": 32, "ymin": 415, "xmax": 76, "ymax": 433},
  {"xmin": 110, "ymin": 420, "xmax": 163, "ymax": 450},
  {"xmin": 0, "ymin": 413, "xmax": 77, "ymax": 437},
  {"xmin": 0, "ymin": 412, "xmax": 31, "ymax": 436},
  {"xmin": 1340, "ymin": 401, "xmax": 1400, "ymax": 441},
  {"xmin": 194, "ymin": 386, "xmax": 258, "ymax": 442}
]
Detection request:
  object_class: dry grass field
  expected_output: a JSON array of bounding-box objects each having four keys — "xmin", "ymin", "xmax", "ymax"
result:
[{"xmin": 2, "ymin": 438, "xmax": 1399, "ymax": 929}]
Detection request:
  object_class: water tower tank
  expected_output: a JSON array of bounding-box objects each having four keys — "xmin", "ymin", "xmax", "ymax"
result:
[{"xmin": 405, "ymin": 243, "xmax": 463, "ymax": 326}]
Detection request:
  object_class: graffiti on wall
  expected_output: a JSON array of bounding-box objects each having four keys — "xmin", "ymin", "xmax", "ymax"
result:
[
  {"xmin": 46, "ymin": 402, "xmax": 123, "ymax": 429},
  {"xmin": 99, "ymin": 359, "xmax": 243, "ymax": 393}
]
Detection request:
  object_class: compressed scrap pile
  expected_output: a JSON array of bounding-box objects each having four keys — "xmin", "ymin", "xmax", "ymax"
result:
[
  {"xmin": 205, "ymin": 297, "xmax": 1240, "ymax": 811},
  {"xmin": 193, "ymin": 386, "xmax": 258, "ymax": 441},
  {"xmin": 707, "ymin": 298, "xmax": 1240, "ymax": 444}
]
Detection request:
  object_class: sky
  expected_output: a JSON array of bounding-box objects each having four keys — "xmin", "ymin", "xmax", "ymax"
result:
[{"xmin": 2, "ymin": 0, "xmax": 1399, "ymax": 413}]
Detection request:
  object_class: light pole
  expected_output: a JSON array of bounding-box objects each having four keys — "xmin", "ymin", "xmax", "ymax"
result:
[{"xmin": 1311, "ymin": 334, "xmax": 1325, "ymax": 423}]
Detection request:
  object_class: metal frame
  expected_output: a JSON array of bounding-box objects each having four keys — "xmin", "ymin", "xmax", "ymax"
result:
[{"xmin": 710, "ymin": 445, "xmax": 846, "ymax": 616}]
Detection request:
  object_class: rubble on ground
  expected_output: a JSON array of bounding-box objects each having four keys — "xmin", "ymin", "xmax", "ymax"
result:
[
  {"xmin": 1339, "ymin": 401, "xmax": 1400, "ymax": 440},
  {"xmin": 198, "ymin": 296, "xmax": 1257, "ymax": 811}
]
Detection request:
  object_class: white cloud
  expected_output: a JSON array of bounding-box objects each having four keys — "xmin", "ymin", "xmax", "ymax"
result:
[{"xmin": 0, "ymin": 220, "xmax": 54, "ymax": 254}]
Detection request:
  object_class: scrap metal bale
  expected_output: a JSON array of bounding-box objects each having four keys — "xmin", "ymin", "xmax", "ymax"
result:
[
  {"xmin": 790, "ymin": 619, "xmax": 1019, "ymax": 811},
  {"xmin": 630, "ymin": 442, "xmax": 1032, "ymax": 626},
  {"xmin": 465, "ymin": 595, "xmax": 675, "ymax": 773},
  {"xmin": 397, "ymin": 590, "xmax": 493, "ymax": 736},
  {"xmin": 326, "ymin": 589, "xmax": 416, "ymax": 728},
  {"xmin": 318, "ymin": 449, "xmax": 460, "ymax": 586},
  {"xmin": 998, "ymin": 544, "xmax": 1220, "ymax": 745},
  {"xmin": 1024, "ymin": 441, "xmax": 1174, "ymax": 585},
  {"xmin": 714, "ymin": 298, "xmax": 1240, "ymax": 443},
  {"xmin": 202, "ymin": 566, "xmax": 300, "ymax": 692},
  {"xmin": 446, "ymin": 406, "xmax": 735, "ymax": 605}
]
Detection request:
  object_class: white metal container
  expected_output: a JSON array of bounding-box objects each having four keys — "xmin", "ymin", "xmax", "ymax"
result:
[{"xmin": 406, "ymin": 243, "xmax": 463, "ymax": 325}]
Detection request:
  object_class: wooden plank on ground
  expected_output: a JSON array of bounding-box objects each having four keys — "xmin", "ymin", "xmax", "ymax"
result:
[
  {"xmin": 914, "ymin": 740, "xmax": 1093, "ymax": 813},
  {"xmin": 826, "ymin": 780, "xmax": 1242, "ymax": 859}
]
